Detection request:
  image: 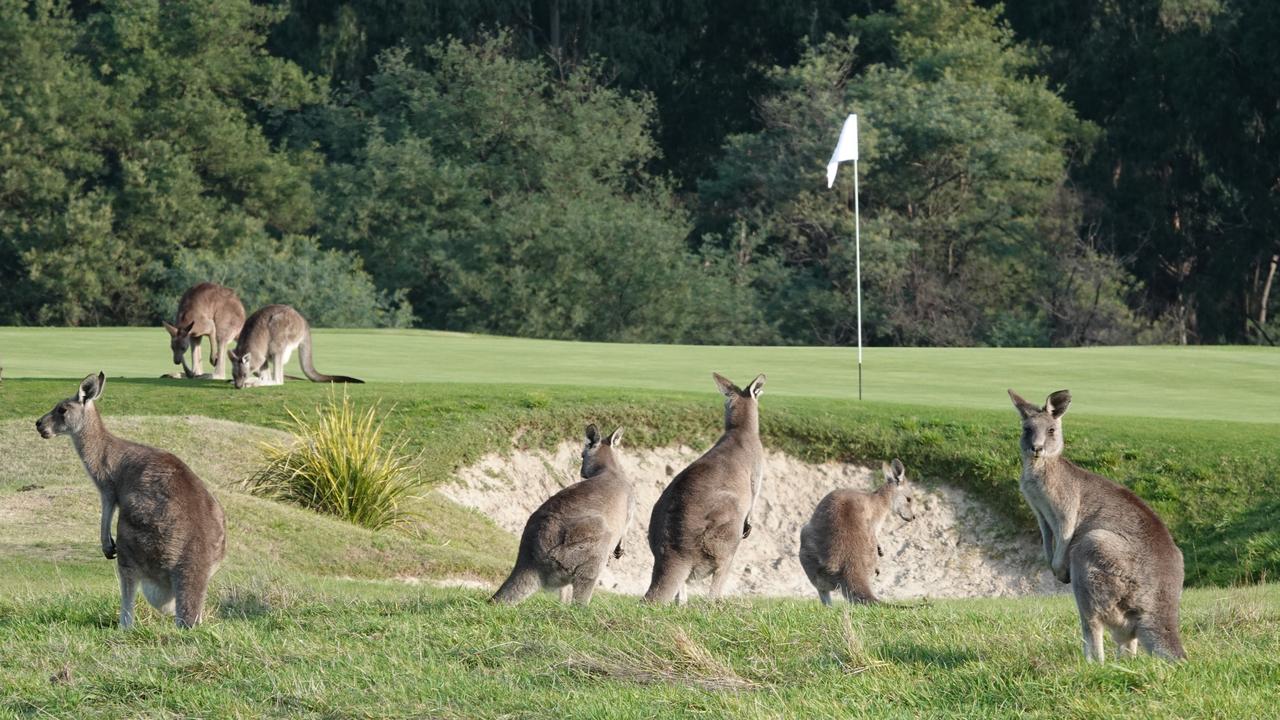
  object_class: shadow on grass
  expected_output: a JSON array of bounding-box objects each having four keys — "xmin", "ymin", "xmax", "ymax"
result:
[{"xmin": 877, "ymin": 641, "xmax": 978, "ymax": 668}]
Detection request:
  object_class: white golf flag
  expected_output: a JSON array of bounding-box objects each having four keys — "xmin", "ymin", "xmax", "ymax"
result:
[{"xmin": 826, "ymin": 113, "xmax": 858, "ymax": 188}]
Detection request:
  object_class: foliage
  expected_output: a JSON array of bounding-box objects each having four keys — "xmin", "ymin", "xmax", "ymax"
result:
[
  {"xmin": 0, "ymin": 0, "xmax": 321, "ymax": 326},
  {"xmin": 700, "ymin": 0, "xmax": 1139, "ymax": 346},
  {"xmin": 244, "ymin": 392, "xmax": 423, "ymax": 530},
  {"xmin": 310, "ymin": 35, "xmax": 755, "ymax": 342},
  {"xmin": 159, "ymin": 234, "xmax": 413, "ymax": 328},
  {"xmin": 4, "ymin": 0, "xmax": 1278, "ymax": 344},
  {"xmin": 1000, "ymin": 0, "xmax": 1280, "ymax": 344}
]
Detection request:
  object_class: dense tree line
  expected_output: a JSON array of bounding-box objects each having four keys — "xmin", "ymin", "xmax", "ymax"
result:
[{"xmin": 1, "ymin": 0, "xmax": 1276, "ymax": 345}]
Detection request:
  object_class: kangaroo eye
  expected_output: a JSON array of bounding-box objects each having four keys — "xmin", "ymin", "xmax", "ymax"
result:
[{"xmin": 1048, "ymin": 428, "xmax": 1055, "ymax": 435}]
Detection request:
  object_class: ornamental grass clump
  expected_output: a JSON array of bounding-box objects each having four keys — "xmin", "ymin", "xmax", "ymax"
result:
[{"xmin": 246, "ymin": 392, "xmax": 421, "ymax": 530}]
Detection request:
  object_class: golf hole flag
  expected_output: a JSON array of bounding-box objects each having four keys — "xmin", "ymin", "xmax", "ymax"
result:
[
  {"xmin": 826, "ymin": 112, "xmax": 865, "ymax": 399},
  {"xmin": 826, "ymin": 114, "xmax": 858, "ymax": 188}
]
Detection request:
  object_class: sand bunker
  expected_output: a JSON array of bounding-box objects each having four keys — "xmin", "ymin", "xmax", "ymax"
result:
[{"xmin": 446, "ymin": 442, "xmax": 1061, "ymax": 600}]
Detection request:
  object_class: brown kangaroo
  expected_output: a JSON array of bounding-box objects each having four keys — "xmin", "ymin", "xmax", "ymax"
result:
[
  {"xmin": 491, "ymin": 425, "xmax": 635, "ymax": 605},
  {"xmin": 1009, "ymin": 389, "xmax": 1186, "ymax": 663},
  {"xmin": 799, "ymin": 459, "xmax": 917, "ymax": 605},
  {"xmin": 36, "ymin": 373, "xmax": 226, "ymax": 628},
  {"xmin": 228, "ymin": 304, "xmax": 363, "ymax": 388},
  {"xmin": 163, "ymin": 282, "xmax": 245, "ymax": 380},
  {"xmin": 645, "ymin": 372, "xmax": 766, "ymax": 603}
]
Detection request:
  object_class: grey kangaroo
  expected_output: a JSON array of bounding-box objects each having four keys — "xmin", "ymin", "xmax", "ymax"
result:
[
  {"xmin": 798, "ymin": 458, "xmax": 916, "ymax": 605},
  {"xmin": 228, "ymin": 304, "xmax": 363, "ymax": 388},
  {"xmin": 1009, "ymin": 388, "xmax": 1186, "ymax": 663},
  {"xmin": 491, "ymin": 425, "xmax": 635, "ymax": 605},
  {"xmin": 163, "ymin": 282, "xmax": 245, "ymax": 380},
  {"xmin": 36, "ymin": 373, "xmax": 226, "ymax": 628},
  {"xmin": 645, "ymin": 372, "xmax": 766, "ymax": 603}
]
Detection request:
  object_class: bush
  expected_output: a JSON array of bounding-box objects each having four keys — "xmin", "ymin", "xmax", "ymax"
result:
[
  {"xmin": 158, "ymin": 234, "xmax": 414, "ymax": 328},
  {"xmin": 245, "ymin": 392, "xmax": 422, "ymax": 530}
]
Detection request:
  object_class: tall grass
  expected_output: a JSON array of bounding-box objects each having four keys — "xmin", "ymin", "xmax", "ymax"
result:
[{"xmin": 244, "ymin": 391, "xmax": 422, "ymax": 530}]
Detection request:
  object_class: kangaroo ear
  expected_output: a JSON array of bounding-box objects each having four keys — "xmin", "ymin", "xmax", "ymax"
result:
[
  {"xmin": 228, "ymin": 348, "xmax": 241, "ymax": 362},
  {"xmin": 77, "ymin": 372, "xmax": 105, "ymax": 404},
  {"xmin": 747, "ymin": 373, "xmax": 766, "ymax": 398},
  {"xmin": 882, "ymin": 462, "xmax": 900, "ymax": 484},
  {"xmin": 712, "ymin": 372, "xmax": 740, "ymax": 397},
  {"xmin": 1007, "ymin": 389, "xmax": 1038, "ymax": 418},
  {"xmin": 891, "ymin": 458, "xmax": 905, "ymax": 480},
  {"xmin": 180, "ymin": 321, "xmax": 196, "ymax": 336},
  {"xmin": 585, "ymin": 424, "xmax": 600, "ymax": 446},
  {"xmin": 1046, "ymin": 390, "xmax": 1071, "ymax": 418},
  {"xmin": 163, "ymin": 321, "xmax": 179, "ymax": 337},
  {"xmin": 608, "ymin": 427, "xmax": 624, "ymax": 447}
]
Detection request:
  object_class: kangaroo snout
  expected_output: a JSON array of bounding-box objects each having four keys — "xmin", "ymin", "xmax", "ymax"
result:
[{"xmin": 35, "ymin": 418, "xmax": 54, "ymax": 439}]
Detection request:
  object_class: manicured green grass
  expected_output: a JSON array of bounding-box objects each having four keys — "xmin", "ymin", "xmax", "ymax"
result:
[{"xmin": 2, "ymin": 327, "xmax": 1277, "ymax": 422}]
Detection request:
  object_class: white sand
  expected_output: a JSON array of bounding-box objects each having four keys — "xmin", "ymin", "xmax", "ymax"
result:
[{"xmin": 444, "ymin": 441, "xmax": 1062, "ymax": 601}]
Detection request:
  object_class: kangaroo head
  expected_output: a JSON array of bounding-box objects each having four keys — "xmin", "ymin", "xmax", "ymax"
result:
[
  {"xmin": 712, "ymin": 372, "xmax": 766, "ymax": 430},
  {"xmin": 580, "ymin": 424, "xmax": 623, "ymax": 478},
  {"xmin": 36, "ymin": 372, "xmax": 105, "ymax": 439},
  {"xmin": 883, "ymin": 458, "xmax": 916, "ymax": 521},
  {"xmin": 227, "ymin": 347, "xmax": 258, "ymax": 388},
  {"xmin": 162, "ymin": 321, "xmax": 196, "ymax": 366},
  {"xmin": 1008, "ymin": 388, "xmax": 1070, "ymax": 460}
]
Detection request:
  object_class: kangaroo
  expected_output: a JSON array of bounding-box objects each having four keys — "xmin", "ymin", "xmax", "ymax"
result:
[
  {"xmin": 163, "ymin": 282, "xmax": 246, "ymax": 380},
  {"xmin": 35, "ymin": 373, "xmax": 226, "ymax": 628},
  {"xmin": 228, "ymin": 304, "xmax": 363, "ymax": 388},
  {"xmin": 645, "ymin": 372, "xmax": 766, "ymax": 604},
  {"xmin": 1008, "ymin": 389, "xmax": 1186, "ymax": 663},
  {"xmin": 491, "ymin": 425, "xmax": 636, "ymax": 605},
  {"xmin": 798, "ymin": 459, "xmax": 916, "ymax": 605}
]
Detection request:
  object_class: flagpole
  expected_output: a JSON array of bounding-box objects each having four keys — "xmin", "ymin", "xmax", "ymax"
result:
[
  {"xmin": 853, "ymin": 155, "xmax": 862, "ymax": 401},
  {"xmin": 826, "ymin": 113, "xmax": 863, "ymax": 401}
]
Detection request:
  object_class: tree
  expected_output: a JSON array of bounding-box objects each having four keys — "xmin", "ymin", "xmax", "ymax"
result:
[
  {"xmin": 308, "ymin": 36, "xmax": 760, "ymax": 342},
  {"xmin": 700, "ymin": 0, "xmax": 1152, "ymax": 346},
  {"xmin": 0, "ymin": 0, "xmax": 324, "ymax": 325}
]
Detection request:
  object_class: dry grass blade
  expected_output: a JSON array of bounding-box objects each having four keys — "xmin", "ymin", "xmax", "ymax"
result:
[
  {"xmin": 836, "ymin": 611, "xmax": 888, "ymax": 675},
  {"xmin": 560, "ymin": 627, "xmax": 758, "ymax": 692},
  {"xmin": 242, "ymin": 390, "xmax": 422, "ymax": 530}
]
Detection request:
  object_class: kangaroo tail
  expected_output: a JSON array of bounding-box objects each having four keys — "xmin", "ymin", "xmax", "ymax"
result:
[
  {"xmin": 298, "ymin": 331, "xmax": 363, "ymax": 384},
  {"xmin": 491, "ymin": 566, "xmax": 541, "ymax": 605},
  {"xmin": 839, "ymin": 569, "xmax": 878, "ymax": 604},
  {"xmin": 1141, "ymin": 623, "xmax": 1187, "ymax": 662}
]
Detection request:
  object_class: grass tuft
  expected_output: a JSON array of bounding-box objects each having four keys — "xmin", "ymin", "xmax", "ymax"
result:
[{"xmin": 243, "ymin": 391, "xmax": 422, "ymax": 530}]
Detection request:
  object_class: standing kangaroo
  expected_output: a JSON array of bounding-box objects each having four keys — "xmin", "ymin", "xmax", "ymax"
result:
[
  {"xmin": 35, "ymin": 373, "xmax": 226, "ymax": 628},
  {"xmin": 228, "ymin": 304, "xmax": 363, "ymax": 388},
  {"xmin": 1008, "ymin": 389, "xmax": 1186, "ymax": 663},
  {"xmin": 645, "ymin": 372, "xmax": 766, "ymax": 603},
  {"xmin": 799, "ymin": 458, "xmax": 917, "ymax": 605},
  {"xmin": 163, "ymin": 282, "xmax": 246, "ymax": 380},
  {"xmin": 491, "ymin": 425, "xmax": 636, "ymax": 605}
]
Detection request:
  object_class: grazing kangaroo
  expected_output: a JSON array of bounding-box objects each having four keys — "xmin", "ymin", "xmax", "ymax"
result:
[
  {"xmin": 798, "ymin": 458, "xmax": 917, "ymax": 605},
  {"xmin": 228, "ymin": 304, "xmax": 363, "ymax": 388},
  {"xmin": 645, "ymin": 372, "xmax": 766, "ymax": 604},
  {"xmin": 35, "ymin": 373, "xmax": 226, "ymax": 628},
  {"xmin": 491, "ymin": 425, "xmax": 636, "ymax": 605},
  {"xmin": 1008, "ymin": 389, "xmax": 1186, "ymax": 663},
  {"xmin": 163, "ymin": 282, "xmax": 245, "ymax": 380}
]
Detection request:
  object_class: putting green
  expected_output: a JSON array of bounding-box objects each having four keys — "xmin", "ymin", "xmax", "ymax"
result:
[{"xmin": 0, "ymin": 327, "xmax": 1274, "ymax": 422}]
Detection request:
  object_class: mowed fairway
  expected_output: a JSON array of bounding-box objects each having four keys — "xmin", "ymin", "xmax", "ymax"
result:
[{"xmin": 1, "ymin": 327, "xmax": 1277, "ymax": 422}]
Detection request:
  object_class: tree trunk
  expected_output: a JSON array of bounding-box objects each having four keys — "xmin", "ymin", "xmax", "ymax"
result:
[
  {"xmin": 1261, "ymin": 253, "xmax": 1278, "ymax": 327},
  {"xmin": 549, "ymin": 0, "xmax": 561, "ymax": 56}
]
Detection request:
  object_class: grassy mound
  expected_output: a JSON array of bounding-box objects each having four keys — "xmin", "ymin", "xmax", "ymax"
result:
[{"xmin": 3, "ymin": 377, "xmax": 1276, "ymax": 586}]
